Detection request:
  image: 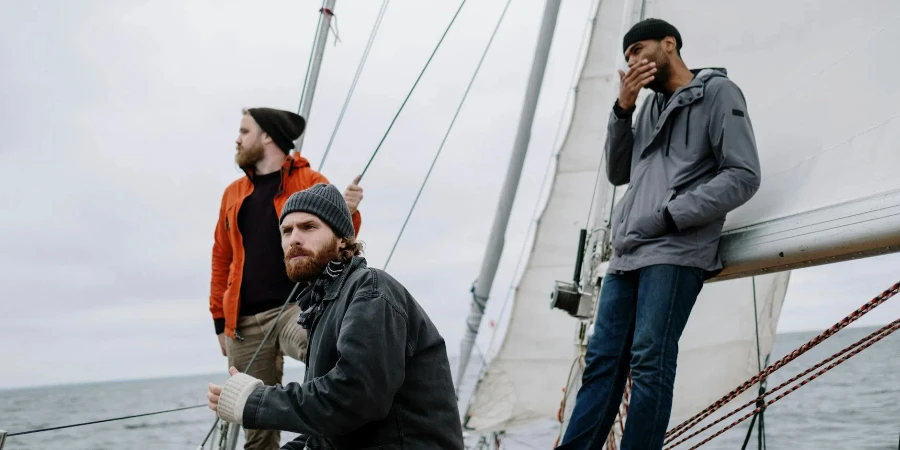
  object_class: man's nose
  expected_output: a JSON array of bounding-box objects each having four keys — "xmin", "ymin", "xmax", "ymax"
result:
[{"xmin": 288, "ymin": 230, "xmax": 305, "ymax": 247}]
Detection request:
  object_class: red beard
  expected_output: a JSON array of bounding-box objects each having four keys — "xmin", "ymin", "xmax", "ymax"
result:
[
  {"xmin": 284, "ymin": 242, "xmax": 339, "ymax": 283},
  {"xmin": 235, "ymin": 142, "xmax": 264, "ymax": 168}
]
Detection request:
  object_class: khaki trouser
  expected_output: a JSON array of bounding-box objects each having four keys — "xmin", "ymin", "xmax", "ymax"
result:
[{"xmin": 225, "ymin": 302, "xmax": 308, "ymax": 450}]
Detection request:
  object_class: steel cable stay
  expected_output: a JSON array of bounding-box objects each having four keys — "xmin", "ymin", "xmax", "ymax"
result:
[
  {"xmin": 3, "ymin": 404, "xmax": 207, "ymax": 437},
  {"xmin": 357, "ymin": 0, "xmax": 468, "ymax": 180},
  {"xmin": 317, "ymin": 0, "xmax": 390, "ymax": 172},
  {"xmin": 381, "ymin": 0, "xmax": 512, "ymax": 271}
]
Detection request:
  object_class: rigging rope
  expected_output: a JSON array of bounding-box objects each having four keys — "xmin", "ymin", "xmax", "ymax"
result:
[
  {"xmin": 6, "ymin": 404, "xmax": 205, "ymax": 437},
  {"xmin": 317, "ymin": 0, "xmax": 390, "ymax": 172},
  {"xmin": 8, "ymin": 282, "xmax": 302, "ymax": 442},
  {"xmin": 665, "ymin": 280, "xmax": 899, "ymax": 442},
  {"xmin": 743, "ymin": 276, "xmax": 768, "ymax": 450},
  {"xmin": 666, "ymin": 317, "xmax": 900, "ymax": 450},
  {"xmin": 381, "ymin": 0, "xmax": 512, "ymax": 271},
  {"xmin": 663, "ymin": 280, "xmax": 899, "ymax": 449},
  {"xmin": 357, "ymin": 0, "xmax": 468, "ymax": 180},
  {"xmin": 197, "ymin": 282, "xmax": 304, "ymax": 448}
]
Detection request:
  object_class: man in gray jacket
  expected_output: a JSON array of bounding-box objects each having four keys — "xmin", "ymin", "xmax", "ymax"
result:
[
  {"xmin": 558, "ymin": 19, "xmax": 761, "ymax": 450},
  {"xmin": 207, "ymin": 183, "xmax": 464, "ymax": 450}
]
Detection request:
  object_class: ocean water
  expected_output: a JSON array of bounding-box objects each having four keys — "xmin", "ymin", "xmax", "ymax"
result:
[{"xmin": 2, "ymin": 325, "xmax": 898, "ymax": 449}]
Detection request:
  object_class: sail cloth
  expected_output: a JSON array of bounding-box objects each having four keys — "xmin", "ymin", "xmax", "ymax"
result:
[
  {"xmin": 462, "ymin": 0, "xmax": 615, "ymax": 432},
  {"xmin": 669, "ymin": 272, "xmax": 789, "ymax": 428},
  {"xmin": 658, "ymin": 0, "xmax": 900, "ymax": 280}
]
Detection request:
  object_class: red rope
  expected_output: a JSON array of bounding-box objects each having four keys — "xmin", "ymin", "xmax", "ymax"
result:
[
  {"xmin": 665, "ymin": 281, "xmax": 899, "ymax": 440},
  {"xmin": 665, "ymin": 318, "xmax": 900, "ymax": 449}
]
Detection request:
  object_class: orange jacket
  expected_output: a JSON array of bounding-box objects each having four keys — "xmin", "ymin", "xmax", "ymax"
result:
[{"xmin": 209, "ymin": 153, "xmax": 362, "ymax": 338}]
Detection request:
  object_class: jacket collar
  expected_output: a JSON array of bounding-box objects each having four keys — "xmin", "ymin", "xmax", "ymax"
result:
[
  {"xmin": 241, "ymin": 152, "xmax": 312, "ymax": 181},
  {"xmin": 638, "ymin": 67, "xmax": 730, "ymax": 158},
  {"xmin": 323, "ymin": 256, "xmax": 367, "ymax": 302}
]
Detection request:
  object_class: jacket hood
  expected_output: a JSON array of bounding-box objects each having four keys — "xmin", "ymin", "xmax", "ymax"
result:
[{"xmin": 690, "ymin": 67, "xmax": 728, "ymax": 84}]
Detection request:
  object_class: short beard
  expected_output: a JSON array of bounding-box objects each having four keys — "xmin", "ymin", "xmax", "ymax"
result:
[
  {"xmin": 284, "ymin": 240, "xmax": 340, "ymax": 284},
  {"xmin": 645, "ymin": 48, "xmax": 672, "ymax": 94},
  {"xmin": 235, "ymin": 140, "xmax": 264, "ymax": 169}
]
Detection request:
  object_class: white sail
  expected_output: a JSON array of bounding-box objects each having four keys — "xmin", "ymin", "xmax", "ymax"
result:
[
  {"xmin": 468, "ymin": 0, "xmax": 900, "ymax": 442},
  {"xmin": 464, "ymin": 0, "xmax": 807, "ymax": 440},
  {"xmin": 669, "ymin": 272, "xmax": 789, "ymax": 428},
  {"xmin": 650, "ymin": 0, "xmax": 900, "ymax": 280},
  {"xmin": 564, "ymin": 0, "xmax": 900, "ymax": 442},
  {"xmin": 462, "ymin": 0, "xmax": 611, "ymax": 432}
]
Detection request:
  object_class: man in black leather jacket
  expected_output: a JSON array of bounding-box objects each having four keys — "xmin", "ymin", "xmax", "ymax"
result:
[{"xmin": 207, "ymin": 183, "xmax": 464, "ymax": 450}]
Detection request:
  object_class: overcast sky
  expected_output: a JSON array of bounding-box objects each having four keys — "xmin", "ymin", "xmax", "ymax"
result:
[{"xmin": 1, "ymin": 0, "xmax": 897, "ymax": 390}]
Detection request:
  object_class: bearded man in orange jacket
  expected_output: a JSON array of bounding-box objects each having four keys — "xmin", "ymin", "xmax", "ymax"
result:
[{"xmin": 208, "ymin": 107, "xmax": 363, "ymax": 450}]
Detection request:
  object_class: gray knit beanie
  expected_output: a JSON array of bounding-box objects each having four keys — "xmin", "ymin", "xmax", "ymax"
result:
[{"xmin": 279, "ymin": 183, "xmax": 355, "ymax": 238}]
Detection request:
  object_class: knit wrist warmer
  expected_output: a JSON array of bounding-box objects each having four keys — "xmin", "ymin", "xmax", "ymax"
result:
[{"xmin": 217, "ymin": 372, "xmax": 263, "ymax": 425}]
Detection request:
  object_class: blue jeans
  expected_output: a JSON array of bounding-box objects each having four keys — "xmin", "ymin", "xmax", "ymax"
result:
[{"xmin": 558, "ymin": 264, "xmax": 705, "ymax": 450}]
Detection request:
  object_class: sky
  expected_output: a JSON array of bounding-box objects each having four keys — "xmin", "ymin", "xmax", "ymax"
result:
[{"xmin": 0, "ymin": 0, "xmax": 898, "ymax": 390}]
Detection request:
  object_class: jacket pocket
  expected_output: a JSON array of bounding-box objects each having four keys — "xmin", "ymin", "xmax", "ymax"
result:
[
  {"xmin": 658, "ymin": 188, "xmax": 676, "ymax": 214},
  {"xmin": 621, "ymin": 185, "xmax": 673, "ymax": 253}
]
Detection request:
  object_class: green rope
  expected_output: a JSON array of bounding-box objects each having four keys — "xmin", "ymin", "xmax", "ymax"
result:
[
  {"xmin": 383, "ymin": 0, "xmax": 511, "ymax": 270},
  {"xmin": 358, "ymin": 0, "xmax": 468, "ymax": 180}
]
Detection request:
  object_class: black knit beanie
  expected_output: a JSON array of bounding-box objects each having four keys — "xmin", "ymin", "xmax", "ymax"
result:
[
  {"xmin": 247, "ymin": 107, "xmax": 306, "ymax": 154},
  {"xmin": 279, "ymin": 183, "xmax": 355, "ymax": 238},
  {"xmin": 622, "ymin": 18, "xmax": 682, "ymax": 54}
]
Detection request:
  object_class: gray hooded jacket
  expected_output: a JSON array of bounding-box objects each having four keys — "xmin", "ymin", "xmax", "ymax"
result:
[{"xmin": 606, "ymin": 68, "xmax": 761, "ymax": 275}]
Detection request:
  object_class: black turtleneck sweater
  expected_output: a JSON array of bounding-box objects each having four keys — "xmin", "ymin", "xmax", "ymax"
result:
[{"xmin": 237, "ymin": 170, "xmax": 296, "ymax": 316}]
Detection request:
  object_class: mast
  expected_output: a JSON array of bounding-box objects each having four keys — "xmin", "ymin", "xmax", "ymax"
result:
[
  {"xmin": 222, "ymin": 5, "xmax": 335, "ymax": 450},
  {"xmin": 294, "ymin": 0, "xmax": 337, "ymax": 154},
  {"xmin": 455, "ymin": 0, "xmax": 564, "ymax": 392}
]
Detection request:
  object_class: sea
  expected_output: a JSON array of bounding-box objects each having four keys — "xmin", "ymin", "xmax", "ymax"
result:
[{"xmin": 2, "ymin": 325, "xmax": 898, "ymax": 450}]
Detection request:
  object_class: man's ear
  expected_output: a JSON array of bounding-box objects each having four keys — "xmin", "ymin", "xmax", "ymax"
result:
[
  {"xmin": 260, "ymin": 132, "xmax": 272, "ymax": 145},
  {"xmin": 662, "ymin": 36, "xmax": 678, "ymax": 54}
]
